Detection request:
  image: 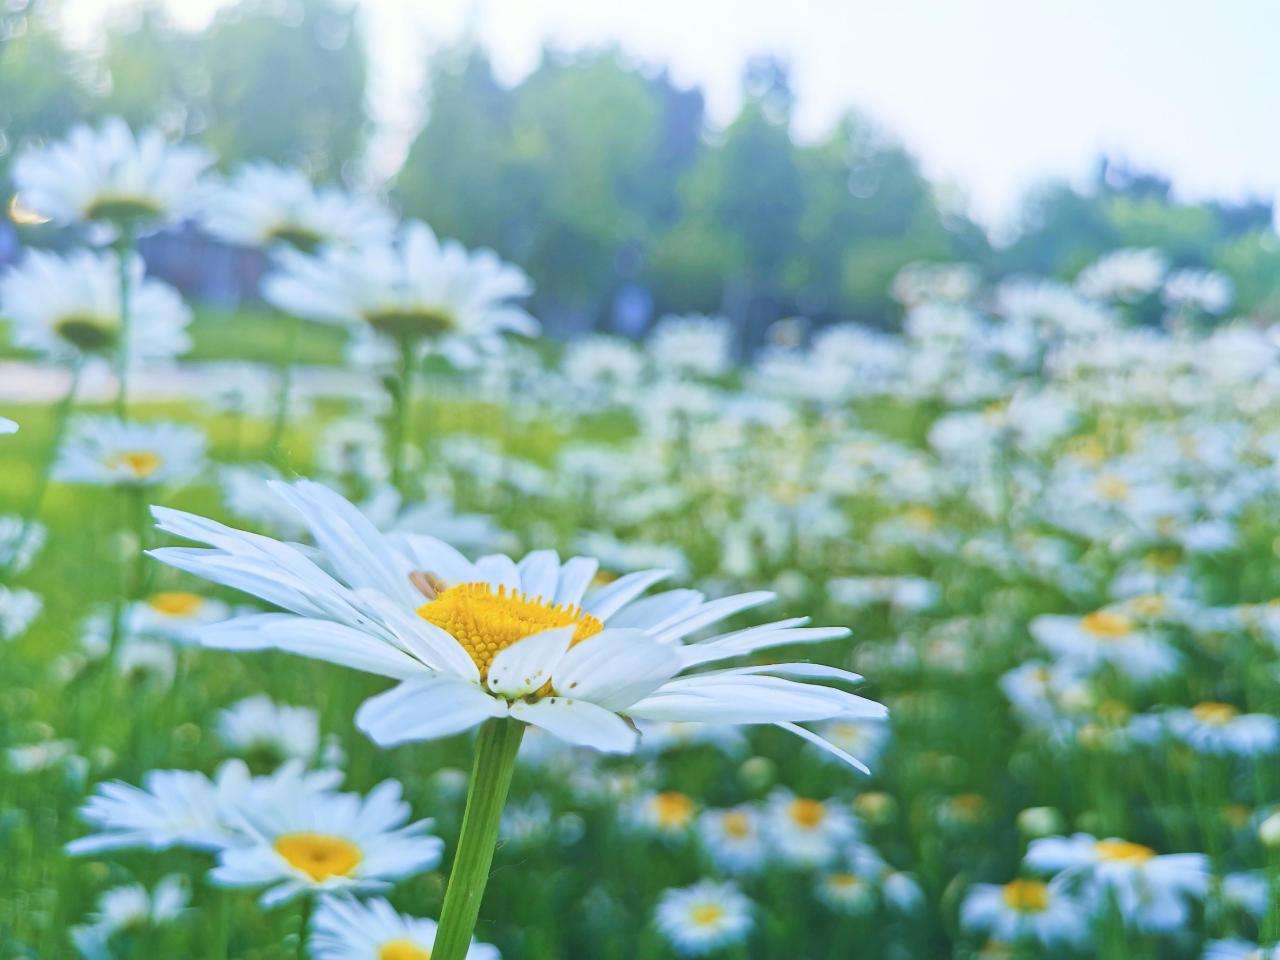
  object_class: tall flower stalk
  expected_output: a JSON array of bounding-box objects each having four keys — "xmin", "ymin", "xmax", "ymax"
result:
[
  {"xmin": 431, "ymin": 718, "xmax": 525, "ymax": 960},
  {"xmin": 114, "ymin": 228, "xmax": 135, "ymax": 420},
  {"xmin": 387, "ymin": 335, "xmax": 418, "ymax": 497}
]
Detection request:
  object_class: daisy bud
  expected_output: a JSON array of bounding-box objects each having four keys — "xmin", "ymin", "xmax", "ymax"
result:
[
  {"xmin": 1016, "ymin": 806, "xmax": 1064, "ymax": 838},
  {"xmin": 1258, "ymin": 811, "xmax": 1280, "ymax": 848},
  {"xmin": 738, "ymin": 756, "xmax": 776, "ymax": 792}
]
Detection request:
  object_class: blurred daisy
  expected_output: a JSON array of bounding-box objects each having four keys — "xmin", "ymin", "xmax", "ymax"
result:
[
  {"xmin": 71, "ymin": 875, "xmax": 189, "ymax": 959},
  {"xmin": 1025, "ymin": 833, "xmax": 1208, "ymax": 932},
  {"xmin": 1163, "ymin": 268, "xmax": 1233, "ymax": 315},
  {"xmin": 0, "ymin": 417, "xmax": 16, "ymax": 434},
  {"xmin": 654, "ymin": 880, "xmax": 753, "ymax": 957},
  {"xmin": 309, "ymin": 895, "xmax": 500, "ymax": 960},
  {"xmin": 763, "ymin": 790, "xmax": 858, "ymax": 868},
  {"xmin": 698, "ymin": 805, "xmax": 767, "ymax": 874},
  {"xmin": 125, "ymin": 591, "xmax": 231, "ymax": 645},
  {"xmin": 67, "ymin": 760, "xmax": 341, "ymax": 855},
  {"xmin": 1203, "ymin": 941, "xmax": 1280, "ymax": 960},
  {"xmin": 1075, "ymin": 248, "xmax": 1166, "ymax": 303},
  {"xmin": 629, "ymin": 790, "xmax": 698, "ymax": 838},
  {"xmin": 12, "ymin": 117, "xmax": 211, "ymax": 237},
  {"xmin": 212, "ymin": 779, "xmax": 442, "ymax": 906},
  {"xmin": 55, "ymin": 417, "xmax": 206, "ymax": 488},
  {"xmin": 199, "ymin": 162, "xmax": 393, "ymax": 252},
  {"xmin": 1163, "ymin": 702, "xmax": 1280, "ymax": 756},
  {"xmin": 815, "ymin": 871, "xmax": 877, "ymax": 915},
  {"xmin": 1030, "ymin": 610, "xmax": 1179, "ymax": 683},
  {"xmin": 151, "ymin": 479, "xmax": 885, "ymax": 767},
  {"xmin": 0, "ymin": 516, "xmax": 45, "ymax": 574},
  {"xmin": 0, "ymin": 585, "xmax": 42, "ymax": 640},
  {"xmin": 960, "ymin": 878, "xmax": 1086, "ymax": 948},
  {"xmin": 7, "ymin": 738, "xmax": 81, "ymax": 775},
  {"xmin": 813, "ymin": 718, "xmax": 890, "ymax": 769},
  {"xmin": 216, "ymin": 695, "xmax": 320, "ymax": 766},
  {"xmin": 0, "ymin": 249, "xmax": 191, "ymax": 362},
  {"xmin": 315, "ymin": 416, "xmax": 390, "ymax": 486},
  {"xmin": 263, "ymin": 221, "xmax": 536, "ymax": 363},
  {"xmin": 647, "ymin": 315, "xmax": 733, "ymax": 379}
]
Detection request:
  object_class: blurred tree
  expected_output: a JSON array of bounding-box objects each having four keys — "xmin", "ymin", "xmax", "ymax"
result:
[
  {"xmin": 195, "ymin": 0, "xmax": 367, "ymax": 178},
  {"xmin": 94, "ymin": 4, "xmax": 195, "ymax": 134}
]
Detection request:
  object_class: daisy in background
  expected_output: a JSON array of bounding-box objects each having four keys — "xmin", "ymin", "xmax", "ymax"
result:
[
  {"xmin": 71, "ymin": 875, "xmax": 189, "ymax": 960},
  {"xmin": 0, "ymin": 516, "xmax": 45, "ymax": 574},
  {"xmin": 0, "ymin": 417, "xmax": 16, "ymax": 433},
  {"xmin": 0, "ymin": 585, "xmax": 42, "ymax": 641},
  {"xmin": 654, "ymin": 880, "xmax": 753, "ymax": 958},
  {"xmin": 762, "ymin": 790, "xmax": 859, "ymax": 868},
  {"xmin": 212, "ymin": 779, "xmax": 442, "ymax": 906},
  {"xmin": 149, "ymin": 478, "xmax": 886, "ymax": 768},
  {"xmin": 263, "ymin": 220, "xmax": 536, "ymax": 366},
  {"xmin": 647, "ymin": 314, "xmax": 733, "ymax": 380},
  {"xmin": 628, "ymin": 790, "xmax": 698, "ymax": 840},
  {"xmin": 0, "ymin": 248, "xmax": 191, "ymax": 363},
  {"xmin": 1025, "ymin": 833, "xmax": 1209, "ymax": 932},
  {"xmin": 310, "ymin": 896, "xmax": 500, "ymax": 960},
  {"xmin": 216, "ymin": 695, "xmax": 320, "ymax": 766},
  {"xmin": 1203, "ymin": 941, "xmax": 1280, "ymax": 960},
  {"xmin": 67, "ymin": 760, "xmax": 341, "ymax": 855},
  {"xmin": 198, "ymin": 161, "xmax": 393, "ymax": 253},
  {"xmin": 124, "ymin": 591, "xmax": 231, "ymax": 645},
  {"xmin": 815, "ymin": 870, "xmax": 877, "ymax": 916},
  {"xmin": 1030, "ymin": 609, "xmax": 1180, "ymax": 683},
  {"xmin": 12, "ymin": 116, "xmax": 211, "ymax": 238},
  {"xmin": 697, "ymin": 805, "xmax": 768, "ymax": 875},
  {"xmin": 960, "ymin": 877, "xmax": 1087, "ymax": 949},
  {"xmin": 1164, "ymin": 702, "xmax": 1280, "ymax": 756},
  {"xmin": 55, "ymin": 417, "xmax": 206, "ymax": 488}
]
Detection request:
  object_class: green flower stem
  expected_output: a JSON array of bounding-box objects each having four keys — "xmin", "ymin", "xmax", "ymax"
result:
[
  {"xmin": 388, "ymin": 335, "xmax": 417, "ymax": 497},
  {"xmin": 114, "ymin": 228, "xmax": 135, "ymax": 420},
  {"xmin": 433, "ymin": 717, "xmax": 525, "ymax": 960},
  {"xmin": 267, "ymin": 311, "xmax": 301, "ymax": 463},
  {"xmin": 2, "ymin": 359, "xmax": 83, "ymax": 583}
]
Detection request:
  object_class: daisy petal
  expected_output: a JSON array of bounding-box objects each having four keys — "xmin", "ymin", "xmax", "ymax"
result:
[{"xmin": 509, "ymin": 698, "xmax": 638, "ymax": 753}]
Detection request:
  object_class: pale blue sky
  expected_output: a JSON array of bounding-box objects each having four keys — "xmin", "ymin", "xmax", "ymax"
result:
[{"xmin": 62, "ymin": 0, "xmax": 1280, "ymax": 230}]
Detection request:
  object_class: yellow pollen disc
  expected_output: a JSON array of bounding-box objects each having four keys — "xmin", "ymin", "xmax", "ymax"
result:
[
  {"xmin": 147, "ymin": 591, "xmax": 205, "ymax": 617},
  {"xmin": 689, "ymin": 903, "xmax": 725, "ymax": 927},
  {"xmin": 788, "ymin": 798, "xmax": 827, "ymax": 830},
  {"xmin": 652, "ymin": 791, "xmax": 695, "ymax": 828},
  {"xmin": 1191, "ymin": 701, "xmax": 1239, "ymax": 725},
  {"xmin": 108, "ymin": 450, "xmax": 163, "ymax": 479},
  {"xmin": 1080, "ymin": 610, "xmax": 1132, "ymax": 639},
  {"xmin": 826, "ymin": 872, "xmax": 862, "ymax": 890},
  {"xmin": 1094, "ymin": 475, "xmax": 1130, "ymax": 502},
  {"xmin": 904, "ymin": 506, "xmax": 937, "ymax": 530},
  {"xmin": 379, "ymin": 940, "xmax": 431, "ymax": 960},
  {"xmin": 1001, "ymin": 879, "xmax": 1050, "ymax": 913},
  {"xmin": 721, "ymin": 811, "xmax": 752, "ymax": 839},
  {"xmin": 274, "ymin": 832, "xmax": 362, "ymax": 882},
  {"xmin": 1128, "ymin": 594, "xmax": 1167, "ymax": 617},
  {"xmin": 417, "ymin": 582, "xmax": 603, "ymax": 681},
  {"xmin": 1094, "ymin": 839, "xmax": 1155, "ymax": 864}
]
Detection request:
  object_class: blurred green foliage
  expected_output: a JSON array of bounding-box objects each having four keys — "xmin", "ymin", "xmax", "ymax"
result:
[{"xmin": 1, "ymin": 0, "xmax": 1277, "ymax": 331}]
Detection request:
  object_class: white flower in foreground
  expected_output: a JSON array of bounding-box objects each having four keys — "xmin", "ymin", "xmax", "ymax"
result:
[
  {"xmin": 71, "ymin": 875, "xmax": 189, "ymax": 959},
  {"xmin": 12, "ymin": 117, "xmax": 210, "ymax": 237},
  {"xmin": 150, "ymin": 479, "xmax": 885, "ymax": 768},
  {"xmin": 0, "ymin": 417, "xmax": 15, "ymax": 434},
  {"xmin": 212, "ymin": 780, "xmax": 442, "ymax": 906},
  {"xmin": 263, "ymin": 221, "xmax": 536, "ymax": 359},
  {"xmin": 655, "ymin": 880, "xmax": 753, "ymax": 957},
  {"xmin": 310, "ymin": 895, "xmax": 500, "ymax": 960},
  {"xmin": 0, "ymin": 249, "xmax": 191, "ymax": 361},
  {"xmin": 67, "ymin": 760, "xmax": 341, "ymax": 855},
  {"xmin": 55, "ymin": 417, "xmax": 206, "ymax": 488},
  {"xmin": 199, "ymin": 162, "xmax": 393, "ymax": 252},
  {"xmin": 217, "ymin": 695, "xmax": 320, "ymax": 765},
  {"xmin": 1025, "ymin": 833, "xmax": 1209, "ymax": 932},
  {"xmin": 960, "ymin": 878, "xmax": 1086, "ymax": 948}
]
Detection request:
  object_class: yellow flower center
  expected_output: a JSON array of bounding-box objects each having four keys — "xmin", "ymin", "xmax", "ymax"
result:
[
  {"xmin": 417, "ymin": 582, "xmax": 603, "ymax": 682},
  {"xmin": 1094, "ymin": 839, "xmax": 1156, "ymax": 864},
  {"xmin": 365, "ymin": 306, "xmax": 457, "ymax": 341},
  {"xmin": 721, "ymin": 811, "xmax": 752, "ymax": 839},
  {"xmin": 1080, "ymin": 610, "xmax": 1133, "ymax": 639},
  {"xmin": 265, "ymin": 223, "xmax": 324, "ymax": 253},
  {"xmin": 84, "ymin": 194, "xmax": 164, "ymax": 224},
  {"xmin": 107, "ymin": 450, "xmax": 163, "ymax": 480},
  {"xmin": 379, "ymin": 940, "xmax": 430, "ymax": 960},
  {"xmin": 652, "ymin": 791, "xmax": 695, "ymax": 829},
  {"xmin": 273, "ymin": 832, "xmax": 362, "ymax": 882},
  {"xmin": 1001, "ymin": 879, "xmax": 1050, "ymax": 913},
  {"xmin": 825, "ymin": 872, "xmax": 864, "ymax": 891},
  {"xmin": 54, "ymin": 313, "xmax": 120, "ymax": 353},
  {"xmin": 788, "ymin": 798, "xmax": 827, "ymax": 830},
  {"xmin": 147, "ymin": 591, "xmax": 205, "ymax": 617},
  {"xmin": 1094, "ymin": 475, "xmax": 1130, "ymax": 502},
  {"xmin": 689, "ymin": 903, "xmax": 725, "ymax": 927},
  {"xmin": 1191, "ymin": 701, "xmax": 1239, "ymax": 726},
  {"xmin": 904, "ymin": 506, "xmax": 937, "ymax": 530}
]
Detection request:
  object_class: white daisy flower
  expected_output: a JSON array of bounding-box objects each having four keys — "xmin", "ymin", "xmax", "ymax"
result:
[
  {"xmin": 263, "ymin": 221, "xmax": 536, "ymax": 361},
  {"xmin": 67, "ymin": 760, "xmax": 341, "ymax": 855},
  {"xmin": 960, "ymin": 878, "xmax": 1087, "ymax": 948},
  {"xmin": 628, "ymin": 790, "xmax": 698, "ymax": 839},
  {"xmin": 654, "ymin": 880, "xmax": 753, "ymax": 957},
  {"xmin": 697, "ymin": 805, "xmax": 767, "ymax": 875},
  {"xmin": 1163, "ymin": 703, "xmax": 1280, "ymax": 756},
  {"xmin": 1024, "ymin": 833, "xmax": 1209, "ymax": 932},
  {"xmin": 0, "ymin": 249, "xmax": 191, "ymax": 362},
  {"xmin": 1163, "ymin": 268, "xmax": 1233, "ymax": 315},
  {"xmin": 211, "ymin": 779, "xmax": 443, "ymax": 906},
  {"xmin": 0, "ymin": 417, "xmax": 16, "ymax": 434},
  {"xmin": 7, "ymin": 738, "xmax": 81, "ymax": 774},
  {"xmin": 12, "ymin": 116, "xmax": 211, "ymax": 237},
  {"xmin": 149, "ymin": 479, "xmax": 885, "ymax": 768},
  {"xmin": 198, "ymin": 162, "xmax": 393, "ymax": 252},
  {"xmin": 315, "ymin": 416, "xmax": 390, "ymax": 486},
  {"xmin": 217, "ymin": 695, "xmax": 320, "ymax": 765},
  {"xmin": 814, "ymin": 870, "xmax": 877, "ymax": 915},
  {"xmin": 1202, "ymin": 941, "xmax": 1280, "ymax": 960},
  {"xmin": 1029, "ymin": 610, "xmax": 1180, "ymax": 683},
  {"xmin": 647, "ymin": 315, "xmax": 733, "ymax": 379},
  {"xmin": 1075, "ymin": 248, "xmax": 1167, "ymax": 303},
  {"xmin": 310, "ymin": 895, "xmax": 500, "ymax": 960},
  {"xmin": 812, "ymin": 718, "xmax": 890, "ymax": 768},
  {"xmin": 762, "ymin": 790, "xmax": 859, "ymax": 868},
  {"xmin": 125, "ymin": 591, "xmax": 231, "ymax": 645},
  {"xmin": 0, "ymin": 516, "xmax": 45, "ymax": 574},
  {"xmin": 71, "ymin": 875, "xmax": 189, "ymax": 959},
  {"xmin": 55, "ymin": 417, "xmax": 206, "ymax": 488},
  {"xmin": 0, "ymin": 585, "xmax": 42, "ymax": 640}
]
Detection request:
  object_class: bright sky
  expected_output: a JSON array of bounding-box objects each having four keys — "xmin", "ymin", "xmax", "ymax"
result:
[{"xmin": 58, "ymin": 0, "xmax": 1280, "ymax": 231}]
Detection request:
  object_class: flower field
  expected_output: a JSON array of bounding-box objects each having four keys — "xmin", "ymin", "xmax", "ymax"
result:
[{"xmin": 4, "ymin": 119, "xmax": 1280, "ymax": 960}]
